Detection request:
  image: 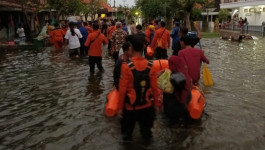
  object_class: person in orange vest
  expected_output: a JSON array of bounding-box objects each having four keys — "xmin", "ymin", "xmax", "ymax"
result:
[
  {"xmin": 84, "ymin": 23, "xmax": 108, "ymax": 74},
  {"xmin": 117, "ymin": 34, "xmax": 161, "ymax": 141},
  {"xmin": 152, "ymin": 20, "xmax": 160, "ymax": 31},
  {"xmin": 84, "ymin": 22, "xmax": 93, "ymax": 34},
  {"xmin": 50, "ymin": 23, "xmax": 65, "ymax": 51},
  {"xmin": 145, "ymin": 23, "xmax": 150, "ymax": 44},
  {"xmin": 151, "ymin": 21, "xmax": 171, "ymax": 59},
  {"xmin": 47, "ymin": 20, "xmax": 54, "ymax": 44},
  {"xmin": 107, "ymin": 21, "xmax": 116, "ymax": 52}
]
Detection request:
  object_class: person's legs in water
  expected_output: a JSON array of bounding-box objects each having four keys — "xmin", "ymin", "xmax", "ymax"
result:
[
  {"xmin": 95, "ymin": 56, "xmax": 104, "ymax": 71},
  {"xmin": 155, "ymin": 47, "xmax": 162, "ymax": 59},
  {"xmin": 121, "ymin": 109, "xmax": 136, "ymax": 141},
  {"xmin": 113, "ymin": 51, "xmax": 119, "ymax": 63},
  {"xmin": 88, "ymin": 56, "xmax": 96, "ymax": 73},
  {"xmin": 108, "ymin": 40, "xmax": 112, "ymax": 53},
  {"xmin": 161, "ymin": 49, "xmax": 168, "ymax": 59},
  {"xmin": 73, "ymin": 48, "xmax": 80, "ymax": 58},
  {"xmin": 69, "ymin": 49, "xmax": 76, "ymax": 57},
  {"xmin": 138, "ymin": 107, "xmax": 155, "ymax": 140},
  {"xmin": 79, "ymin": 39, "xmax": 85, "ymax": 56}
]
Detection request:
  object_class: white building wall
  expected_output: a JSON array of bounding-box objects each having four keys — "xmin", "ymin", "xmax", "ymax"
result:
[{"xmin": 237, "ymin": 7, "xmax": 265, "ymax": 25}]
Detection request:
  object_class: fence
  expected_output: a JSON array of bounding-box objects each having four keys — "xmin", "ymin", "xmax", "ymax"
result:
[{"xmin": 224, "ymin": 24, "xmax": 265, "ymax": 37}]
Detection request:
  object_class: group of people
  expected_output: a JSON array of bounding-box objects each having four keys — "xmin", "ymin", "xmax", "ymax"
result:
[
  {"xmin": 47, "ymin": 18, "xmax": 210, "ymax": 142},
  {"xmin": 107, "ymin": 20, "xmax": 210, "ymax": 142}
]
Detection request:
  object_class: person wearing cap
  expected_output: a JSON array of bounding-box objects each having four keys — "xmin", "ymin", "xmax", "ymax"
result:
[
  {"xmin": 148, "ymin": 25, "xmax": 155, "ymax": 45},
  {"xmin": 170, "ymin": 21, "xmax": 180, "ymax": 52}
]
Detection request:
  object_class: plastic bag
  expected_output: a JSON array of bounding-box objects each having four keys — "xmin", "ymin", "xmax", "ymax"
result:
[
  {"xmin": 157, "ymin": 69, "xmax": 174, "ymax": 94},
  {"xmin": 170, "ymin": 72, "xmax": 186, "ymax": 90}
]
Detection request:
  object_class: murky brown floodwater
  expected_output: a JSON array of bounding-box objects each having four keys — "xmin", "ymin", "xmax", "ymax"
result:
[{"xmin": 0, "ymin": 38, "xmax": 265, "ymax": 150}]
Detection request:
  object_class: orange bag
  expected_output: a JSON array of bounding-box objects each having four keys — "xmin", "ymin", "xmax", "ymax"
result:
[
  {"xmin": 146, "ymin": 46, "xmax": 154, "ymax": 57},
  {"xmin": 156, "ymin": 29, "xmax": 166, "ymax": 48},
  {"xmin": 105, "ymin": 89, "xmax": 119, "ymax": 117},
  {"xmin": 157, "ymin": 38, "xmax": 163, "ymax": 47},
  {"xmin": 153, "ymin": 60, "xmax": 169, "ymax": 74},
  {"xmin": 187, "ymin": 86, "xmax": 205, "ymax": 119}
]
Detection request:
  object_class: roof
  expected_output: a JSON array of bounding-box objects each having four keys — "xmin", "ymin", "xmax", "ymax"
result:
[{"xmin": 83, "ymin": 0, "xmax": 113, "ymax": 12}]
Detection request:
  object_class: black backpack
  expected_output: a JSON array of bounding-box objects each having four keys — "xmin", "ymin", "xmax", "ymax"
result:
[{"xmin": 126, "ymin": 61, "xmax": 153, "ymax": 106}]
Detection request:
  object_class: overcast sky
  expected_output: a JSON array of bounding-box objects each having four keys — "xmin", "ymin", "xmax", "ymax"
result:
[{"xmin": 108, "ymin": 0, "xmax": 135, "ymax": 7}]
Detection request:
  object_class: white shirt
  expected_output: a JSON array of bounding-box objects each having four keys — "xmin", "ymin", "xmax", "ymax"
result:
[
  {"xmin": 17, "ymin": 28, "xmax": 25, "ymax": 37},
  {"xmin": 64, "ymin": 28, "xmax": 83, "ymax": 49}
]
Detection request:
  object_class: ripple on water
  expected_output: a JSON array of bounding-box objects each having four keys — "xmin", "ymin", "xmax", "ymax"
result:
[{"xmin": 0, "ymin": 40, "xmax": 265, "ymax": 149}]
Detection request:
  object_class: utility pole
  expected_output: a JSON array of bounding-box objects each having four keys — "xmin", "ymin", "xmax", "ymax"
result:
[
  {"xmin": 110, "ymin": 0, "xmax": 113, "ymax": 20},
  {"xmin": 114, "ymin": 0, "xmax": 116, "ymax": 20}
]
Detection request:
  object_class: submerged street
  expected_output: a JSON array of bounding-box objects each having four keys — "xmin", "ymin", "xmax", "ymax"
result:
[{"xmin": 0, "ymin": 37, "xmax": 265, "ymax": 149}]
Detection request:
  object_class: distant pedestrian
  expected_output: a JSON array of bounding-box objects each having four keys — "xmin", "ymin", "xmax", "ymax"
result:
[
  {"xmin": 64, "ymin": 22, "xmax": 83, "ymax": 58},
  {"xmin": 107, "ymin": 21, "xmax": 116, "ymax": 51},
  {"xmin": 136, "ymin": 24, "xmax": 145, "ymax": 37},
  {"xmin": 170, "ymin": 21, "xmax": 180, "ymax": 52},
  {"xmin": 130, "ymin": 20, "xmax": 137, "ymax": 35},
  {"xmin": 148, "ymin": 25, "xmax": 155, "ymax": 45},
  {"xmin": 16, "ymin": 24, "xmax": 26, "ymax": 42},
  {"xmin": 50, "ymin": 23, "xmax": 64, "ymax": 51},
  {"xmin": 84, "ymin": 23, "xmax": 108, "ymax": 74},
  {"xmin": 111, "ymin": 22, "xmax": 127, "ymax": 63},
  {"xmin": 84, "ymin": 22, "xmax": 93, "ymax": 34},
  {"xmin": 122, "ymin": 22, "xmax": 128, "ymax": 34},
  {"xmin": 151, "ymin": 21, "xmax": 170, "ymax": 59},
  {"xmin": 77, "ymin": 21, "xmax": 88, "ymax": 56},
  {"xmin": 172, "ymin": 23, "xmax": 201, "ymax": 56},
  {"xmin": 178, "ymin": 36, "xmax": 209, "ymax": 85}
]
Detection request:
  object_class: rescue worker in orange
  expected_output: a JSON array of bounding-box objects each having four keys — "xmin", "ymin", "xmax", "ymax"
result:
[
  {"xmin": 117, "ymin": 34, "xmax": 161, "ymax": 141},
  {"xmin": 84, "ymin": 22, "xmax": 108, "ymax": 74},
  {"xmin": 50, "ymin": 23, "xmax": 65, "ymax": 51},
  {"xmin": 47, "ymin": 20, "xmax": 54, "ymax": 44},
  {"xmin": 151, "ymin": 21, "xmax": 170, "ymax": 59},
  {"xmin": 84, "ymin": 22, "xmax": 93, "ymax": 34},
  {"xmin": 145, "ymin": 23, "xmax": 151, "ymax": 44},
  {"xmin": 107, "ymin": 21, "xmax": 116, "ymax": 51}
]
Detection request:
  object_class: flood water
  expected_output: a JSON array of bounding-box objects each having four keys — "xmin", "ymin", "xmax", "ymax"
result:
[{"xmin": 0, "ymin": 38, "xmax": 265, "ymax": 150}]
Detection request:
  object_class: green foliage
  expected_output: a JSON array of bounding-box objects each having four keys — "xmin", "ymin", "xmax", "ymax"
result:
[
  {"xmin": 201, "ymin": 32, "xmax": 220, "ymax": 38},
  {"xmin": 191, "ymin": 8, "xmax": 202, "ymax": 21},
  {"xmin": 219, "ymin": 9, "xmax": 229, "ymax": 21},
  {"xmin": 47, "ymin": 0, "xmax": 84, "ymax": 16},
  {"xmin": 81, "ymin": 0, "xmax": 101, "ymax": 21},
  {"xmin": 136, "ymin": 0, "xmax": 165, "ymax": 21}
]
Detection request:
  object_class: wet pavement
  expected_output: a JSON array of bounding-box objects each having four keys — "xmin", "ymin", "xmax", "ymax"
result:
[{"xmin": 0, "ymin": 38, "xmax": 265, "ymax": 150}]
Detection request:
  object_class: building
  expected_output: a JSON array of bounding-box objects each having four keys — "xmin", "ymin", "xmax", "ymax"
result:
[
  {"xmin": 220, "ymin": 0, "xmax": 265, "ymax": 26},
  {"xmin": 199, "ymin": 0, "xmax": 221, "ymax": 28},
  {"xmin": 83, "ymin": 0, "xmax": 113, "ymax": 21},
  {"xmin": 0, "ymin": 0, "xmax": 47, "ymax": 40}
]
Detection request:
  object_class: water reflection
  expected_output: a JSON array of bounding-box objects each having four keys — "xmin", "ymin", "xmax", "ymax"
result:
[{"xmin": 0, "ymin": 38, "xmax": 265, "ymax": 149}]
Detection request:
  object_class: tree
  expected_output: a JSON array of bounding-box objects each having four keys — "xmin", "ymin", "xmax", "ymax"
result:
[
  {"xmin": 47, "ymin": 0, "xmax": 84, "ymax": 20},
  {"xmin": 219, "ymin": 9, "xmax": 229, "ymax": 22},
  {"xmin": 191, "ymin": 8, "xmax": 203, "ymax": 21},
  {"xmin": 136, "ymin": 0, "xmax": 164, "ymax": 22},
  {"xmin": 18, "ymin": 0, "xmax": 46, "ymax": 36},
  {"xmin": 82, "ymin": 0, "xmax": 101, "ymax": 21},
  {"xmin": 177, "ymin": 0, "xmax": 207, "ymax": 31}
]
